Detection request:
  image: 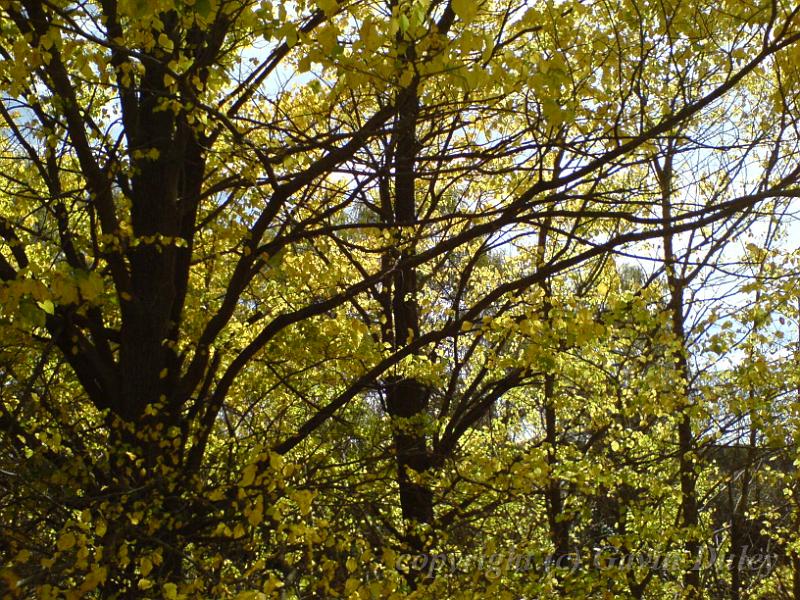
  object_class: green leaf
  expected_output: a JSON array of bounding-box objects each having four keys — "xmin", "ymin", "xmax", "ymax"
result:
[{"xmin": 399, "ymin": 13, "xmax": 410, "ymax": 34}]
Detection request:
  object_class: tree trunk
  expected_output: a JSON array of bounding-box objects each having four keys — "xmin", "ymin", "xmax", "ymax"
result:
[
  {"xmin": 658, "ymin": 147, "xmax": 701, "ymax": 597},
  {"xmin": 384, "ymin": 67, "xmax": 433, "ymax": 581}
]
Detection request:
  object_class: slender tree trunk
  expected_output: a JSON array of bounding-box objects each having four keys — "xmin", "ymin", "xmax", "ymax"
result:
[
  {"xmin": 730, "ymin": 398, "xmax": 756, "ymax": 600},
  {"xmin": 657, "ymin": 147, "xmax": 700, "ymax": 597},
  {"xmin": 543, "ymin": 373, "xmax": 569, "ymax": 558},
  {"xmin": 536, "ymin": 220, "xmax": 570, "ymax": 563}
]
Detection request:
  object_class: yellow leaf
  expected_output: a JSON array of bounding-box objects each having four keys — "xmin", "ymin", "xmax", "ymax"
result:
[
  {"xmin": 38, "ymin": 299, "xmax": 55, "ymax": 315},
  {"xmin": 57, "ymin": 532, "xmax": 76, "ymax": 551},
  {"xmin": 399, "ymin": 67, "xmax": 414, "ymax": 87},
  {"xmin": 138, "ymin": 578, "xmax": 153, "ymax": 590},
  {"xmin": 285, "ymin": 27, "xmax": 298, "ymax": 48},
  {"xmin": 359, "ymin": 19, "xmax": 379, "ymax": 52},
  {"xmin": 247, "ymin": 499, "xmax": 264, "ymax": 526},
  {"xmin": 234, "ymin": 591, "xmax": 267, "ymax": 600},
  {"xmin": 263, "ymin": 574, "xmax": 283, "ymax": 594},
  {"xmin": 140, "ymin": 557, "xmax": 153, "ymax": 577},
  {"xmin": 158, "ymin": 33, "xmax": 174, "ymax": 53},
  {"xmin": 78, "ymin": 271, "xmax": 105, "ymax": 301},
  {"xmin": 452, "ymin": 0, "xmax": 478, "ymax": 23},
  {"xmin": 239, "ymin": 463, "xmax": 257, "ymax": 487},
  {"xmin": 297, "ymin": 55, "xmax": 311, "ymax": 73},
  {"xmin": 269, "ymin": 452, "xmax": 283, "ymax": 471},
  {"xmin": 382, "ymin": 547, "xmax": 397, "ymax": 567},
  {"xmin": 344, "ymin": 577, "xmax": 360, "ymax": 595},
  {"xmin": 293, "ymin": 489, "xmax": 314, "ymax": 515},
  {"xmin": 80, "ymin": 565, "xmax": 107, "ymax": 592},
  {"xmin": 317, "ymin": 0, "xmax": 337, "ymax": 16}
]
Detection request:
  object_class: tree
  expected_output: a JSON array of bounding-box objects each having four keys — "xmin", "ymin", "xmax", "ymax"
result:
[{"xmin": 1, "ymin": 0, "xmax": 800, "ymax": 597}]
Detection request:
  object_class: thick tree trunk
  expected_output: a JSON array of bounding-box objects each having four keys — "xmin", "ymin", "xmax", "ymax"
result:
[{"xmin": 385, "ymin": 73, "xmax": 433, "ymax": 573}]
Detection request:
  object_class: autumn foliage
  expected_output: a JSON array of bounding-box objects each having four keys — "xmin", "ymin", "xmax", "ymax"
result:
[{"xmin": 1, "ymin": 0, "xmax": 800, "ymax": 598}]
